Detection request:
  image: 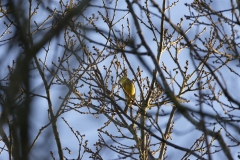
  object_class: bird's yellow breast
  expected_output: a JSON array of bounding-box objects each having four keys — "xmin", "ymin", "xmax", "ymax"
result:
[{"xmin": 120, "ymin": 77, "xmax": 135, "ymax": 98}]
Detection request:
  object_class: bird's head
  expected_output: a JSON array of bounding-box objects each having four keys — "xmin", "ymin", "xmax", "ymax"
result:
[{"xmin": 119, "ymin": 76, "xmax": 128, "ymax": 84}]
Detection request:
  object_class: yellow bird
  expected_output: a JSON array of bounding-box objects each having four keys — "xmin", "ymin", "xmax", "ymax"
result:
[{"xmin": 119, "ymin": 76, "xmax": 136, "ymax": 114}]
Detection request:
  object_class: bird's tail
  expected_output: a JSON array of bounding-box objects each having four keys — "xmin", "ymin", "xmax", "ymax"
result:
[{"xmin": 124, "ymin": 100, "xmax": 132, "ymax": 114}]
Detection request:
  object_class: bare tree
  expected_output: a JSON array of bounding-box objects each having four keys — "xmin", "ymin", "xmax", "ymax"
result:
[{"xmin": 0, "ymin": 0, "xmax": 240, "ymax": 159}]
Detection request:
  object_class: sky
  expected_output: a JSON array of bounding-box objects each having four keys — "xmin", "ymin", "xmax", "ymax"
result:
[{"xmin": 0, "ymin": 0, "xmax": 239, "ymax": 159}]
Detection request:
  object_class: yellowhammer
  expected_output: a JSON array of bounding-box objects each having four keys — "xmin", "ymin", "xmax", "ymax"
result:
[{"xmin": 119, "ymin": 76, "xmax": 136, "ymax": 114}]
